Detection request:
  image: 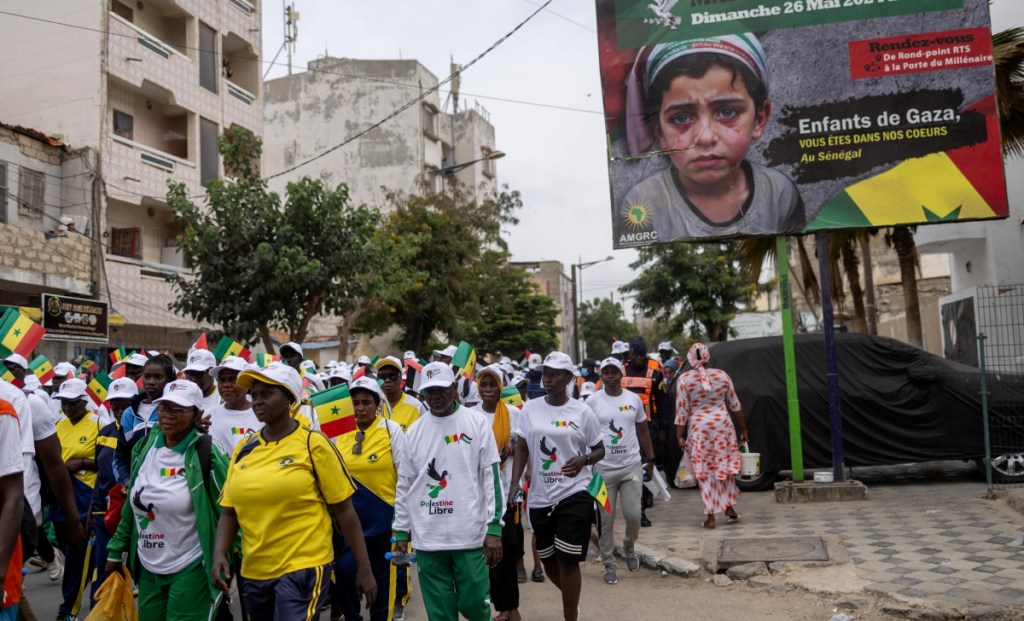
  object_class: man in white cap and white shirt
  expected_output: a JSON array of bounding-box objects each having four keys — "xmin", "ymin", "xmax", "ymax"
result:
[
  {"xmin": 183, "ymin": 349, "xmax": 220, "ymax": 412},
  {"xmin": 392, "ymin": 362, "xmax": 503, "ymax": 621},
  {"xmin": 205, "ymin": 356, "xmax": 261, "ymax": 453},
  {"xmin": 279, "ymin": 342, "xmax": 303, "ymax": 372}
]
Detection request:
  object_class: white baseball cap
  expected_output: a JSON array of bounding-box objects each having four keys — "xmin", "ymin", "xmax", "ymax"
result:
[
  {"xmin": 348, "ymin": 376, "xmax": 382, "ymax": 402},
  {"xmin": 539, "ymin": 351, "xmax": 575, "ymax": 374},
  {"xmin": 356, "ymin": 355, "xmax": 372, "ymax": 366},
  {"xmin": 280, "ymin": 341, "xmax": 303, "ymax": 357},
  {"xmin": 183, "ymin": 349, "xmax": 217, "ymax": 373},
  {"xmin": 419, "ymin": 361, "xmax": 456, "ymax": 390},
  {"xmin": 2, "ymin": 353, "xmax": 27, "ymax": 370},
  {"xmin": 600, "ymin": 357, "xmax": 625, "ymax": 374},
  {"xmin": 236, "ymin": 362, "xmax": 304, "ymax": 403},
  {"xmin": 658, "ymin": 341, "xmax": 674, "ymax": 352},
  {"xmin": 54, "ymin": 378, "xmax": 88, "ymax": 401},
  {"xmin": 433, "ymin": 345, "xmax": 458, "ymax": 359},
  {"xmin": 611, "ymin": 341, "xmax": 629, "ymax": 355},
  {"xmin": 211, "ymin": 355, "xmax": 249, "ymax": 377},
  {"xmin": 53, "ymin": 362, "xmax": 77, "ymax": 377},
  {"xmin": 580, "ymin": 381, "xmax": 597, "ymax": 397},
  {"xmin": 106, "ymin": 377, "xmax": 139, "ymax": 401},
  {"xmin": 527, "ymin": 352, "xmax": 543, "ymax": 370},
  {"xmin": 154, "ymin": 380, "xmax": 204, "ymax": 409},
  {"xmin": 328, "ymin": 366, "xmax": 353, "ymax": 382},
  {"xmin": 476, "ymin": 364, "xmax": 506, "ymax": 387},
  {"xmin": 22, "ymin": 375, "xmax": 41, "ymax": 392},
  {"xmin": 112, "ymin": 353, "xmax": 149, "ymax": 372},
  {"xmin": 403, "ymin": 350, "xmax": 416, "ymax": 360},
  {"xmin": 511, "ymin": 372, "xmax": 528, "ymax": 387}
]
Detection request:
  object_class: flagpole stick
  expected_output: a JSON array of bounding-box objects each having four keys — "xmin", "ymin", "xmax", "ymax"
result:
[{"xmin": 776, "ymin": 236, "xmax": 804, "ymax": 482}]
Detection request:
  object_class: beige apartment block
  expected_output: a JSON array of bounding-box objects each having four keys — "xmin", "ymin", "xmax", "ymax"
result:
[{"xmin": 0, "ymin": 0, "xmax": 262, "ymax": 358}]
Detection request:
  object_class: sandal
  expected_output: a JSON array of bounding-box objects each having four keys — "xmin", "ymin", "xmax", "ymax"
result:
[
  {"xmin": 725, "ymin": 507, "xmax": 739, "ymax": 524},
  {"xmin": 531, "ymin": 567, "xmax": 545, "ymax": 582},
  {"xmin": 517, "ymin": 567, "xmax": 527, "ymax": 583},
  {"xmin": 703, "ymin": 515, "xmax": 715, "ymax": 530}
]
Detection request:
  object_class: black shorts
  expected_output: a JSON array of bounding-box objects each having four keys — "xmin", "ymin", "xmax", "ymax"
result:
[{"xmin": 529, "ymin": 490, "xmax": 595, "ymax": 563}]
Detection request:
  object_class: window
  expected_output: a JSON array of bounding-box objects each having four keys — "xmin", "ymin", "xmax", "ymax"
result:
[
  {"xmin": 111, "ymin": 0, "xmax": 133, "ymax": 22},
  {"xmin": 0, "ymin": 164, "xmax": 7, "ymax": 224},
  {"xmin": 421, "ymin": 104, "xmax": 437, "ymax": 138},
  {"xmin": 110, "ymin": 227, "xmax": 141, "ymax": 259},
  {"xmin": 18, "ymin": 168, "xmax": 44, "ymax": 218},
  {"xmin": 200, "ymin": 117, "xmax": 219, "ymax": 185},
  {"xmin": 199, "ymin": 23, "xmax": 218, "ymax": 93},
  {"xmin": 113, "ymin": 110, "xmax": 134, "ymax": 140}
]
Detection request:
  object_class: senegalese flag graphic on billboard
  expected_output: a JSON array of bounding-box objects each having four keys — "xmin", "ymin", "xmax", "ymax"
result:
[
  {"xmin": 29, "ymin": 356, "xmax": 54, "ymax": 384},
  {"xmin": 86, "ymin": 371, "xmax": 112, "ymax": 406},
  {"xmin": 109, "ymin": 347, "xmax": 126, "ymax": 365},
  {"xmin": 587, "ymin": 472, "xmax": 611, "ymax": 514},
  {"xmin": 310, "ymin": 384, "xmax": 355, "ymax": 439},
  {"xmin": 213, "ymin": 336, "xmax": 251, "ymax": 363},
  {"xmin": 500, "ymin": 385, "xmax": 523, "ymax": 407},
  {"xmin": 451, "ymin": 341, "xmax": 476, "ymax": 380},
  {"xmin": 0, "ymin": 310, "xmax": 46, "ymax": 357},
  {"xmin": 0, "ymin": 363, "xmax": 22, "ymax": 388}
]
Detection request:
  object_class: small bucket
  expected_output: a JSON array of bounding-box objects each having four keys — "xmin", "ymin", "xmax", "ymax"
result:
[{"xmin": 739, "ymin": 443, "xmax": 760, "ymax": 477}]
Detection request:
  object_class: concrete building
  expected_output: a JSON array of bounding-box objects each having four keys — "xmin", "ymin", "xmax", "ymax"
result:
[
  {"xmin": 263, "ymin": 56, "xmax": 500, "ymax": 209},
  {"xmin": 511, "ymin": 261, "xmax": 575, "ymax": 355},
  {"xmin": 263, "ymin": 56, "xmax": 502, "ymax": 352},
  {"xmin": 0, "ymin": 0, "xmax": 263, "ymax": 357}
]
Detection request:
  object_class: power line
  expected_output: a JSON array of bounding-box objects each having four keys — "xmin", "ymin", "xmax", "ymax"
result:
[
  {"xmin": 520, "ymin": 0, "xmax": 596, "ymax": 33},
  {"xmin": 264, "ymin": 0, "xmax": 553, "ymax": 180}
]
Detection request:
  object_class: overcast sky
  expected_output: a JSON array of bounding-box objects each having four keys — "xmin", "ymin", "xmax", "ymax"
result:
[{"xmin": 261, "ymin": 1, "xmax": 1024, "ymax": 319}]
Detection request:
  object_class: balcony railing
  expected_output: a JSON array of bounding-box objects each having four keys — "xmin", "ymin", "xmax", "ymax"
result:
[
  {"xmin": 225, "ymin": 80, "xmax": 256, "ymax": 105},
  {"xmin": 111, "ymin": 135, "xmax": 194, "ymax": 173},
  {"xmin": 109, "ymin": 13, "xmax": 189, "ymax": 62}
]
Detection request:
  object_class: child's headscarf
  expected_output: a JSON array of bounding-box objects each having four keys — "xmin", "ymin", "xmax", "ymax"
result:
[
  {"xmin": 478, "ymin": 365, "xmax": 512, "ymax": 464},
  {"xmin": 686, "ymin": 343, "xmax": 712, "ymax": 392},
  {"xmin": 624, "ymin": 33, "xmax": 769, "ymax": 156}
]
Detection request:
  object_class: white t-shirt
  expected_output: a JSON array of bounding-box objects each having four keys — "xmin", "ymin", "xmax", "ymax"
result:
[
  {"xmin": 132, "ymin": 442, "xmax": 203, "ymax": 575},
  {"xmin": 22, "ymin": 391, "xmax": 57, "ymax": 516},
  {"xmin": 514, "ymin": 397, "xmax": 602, "ymax": 507},
  {"xmin": 206, "ymin": 404, "xmax": 262, "ymax": 454},
  {"xmin": 0, "ymin": 415, "xmax": 23, "ymax": 479},
  {"xmin": 393, "ymin": 405, "xmax": 502, "ymax": 552},
  {"xmin": 586, "ymin": 390, "xmax": 646, "ymax": 470},
  {"xmin": 200, "ymin": 391, "xmax": 220, "ymax": 414},
  {"xmin": 470, "ymin": 404, "xmax": 520, "ymax": 502}
]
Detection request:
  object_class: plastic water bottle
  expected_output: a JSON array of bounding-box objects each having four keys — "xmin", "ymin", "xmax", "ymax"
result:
[{"xmin": 385, "ymin": 550, "xmax": 417, "ymax": 564}]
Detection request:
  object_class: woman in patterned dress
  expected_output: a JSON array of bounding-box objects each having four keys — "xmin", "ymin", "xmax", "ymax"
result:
[{"xmin": 675, "ymin": 343, "xmax": 748, "ymax": 529}]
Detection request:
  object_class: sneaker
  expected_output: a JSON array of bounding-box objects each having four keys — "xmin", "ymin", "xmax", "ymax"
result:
[
  {"xmin": 27, "ymin": 555, "xmax": 47, "ymax": 571},
  {"xmin": 393, "ymin": 604, "xmax": 405, "ymax": 621},
  {"xmin": 602, "ymin": 567, "xmax": 618, "ymax": 584},
  {"xmin": 48, "ymin": 549, "xmax": 65, "ymax": 582},
  {"xmin": 625, "ymin": 553, "xmax": 639, "ymax": 571}
]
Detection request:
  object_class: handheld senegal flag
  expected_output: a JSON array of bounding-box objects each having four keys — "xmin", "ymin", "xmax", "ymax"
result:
[
  {"xmin": 0, "ymin": 310, "xmax": 46, "ymax": 357},
  {"xmin": 309, "ymin": 383, "xmax": 355, "ymax": 439},
  {"xmin": 252, "ymin": 353, "xmax": 279, "ymax": 368},
  {"xmin": 587, "ymin": 472, "xmax": 612, "ymax": 514},
  {"xmin": 213, "ymin": 336, "xmax": 251, "ymax": 363},
  {"xmin": 193, "ymin": 332, "xmax": 209, "ymax": 351},
  {"xmin": 29, "ymin": 356, "xmax": 54, "ymax": 384},
  {"xmin": 0, "ymin": 363, "xmax": 22, "ymax": 388},
  {"xmin": 108, "ymin": 347, "xmax": 127, "ymax": 365},
  {"xmin": 86, "ymin": 371, "xmax": 113, "ymax": 406},
  {"xmin": 451, "ymin": 341, "xmax": 476, "ymax": 380},
  {"xmin": 500, "ymin": 385, "xmax": 523, "ymax": 407}
]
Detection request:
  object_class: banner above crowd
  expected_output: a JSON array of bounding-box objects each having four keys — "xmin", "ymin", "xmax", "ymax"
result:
[{"xmin": 598, "ymin": 0, "xmax": 1008, "ymax": 248}]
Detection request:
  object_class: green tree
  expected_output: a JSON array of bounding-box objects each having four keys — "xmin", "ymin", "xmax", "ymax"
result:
[
  {"xmin": 167, "ymin": 128, "xmax": 381, "ymax": 350},
  {"xmin": 357, "ymin": 184, "xmax": 522, "ymax": 353},
  {"xmin": 621, "ymin": 243, "xmax": 760, "ymax": 342},
  {"xmin": 463, "ymin": 263, "xmax": 560, "ymax": 357},
  {"xmin": 578, "ymin": 298, "xmax": 635, "ymax": 359}
]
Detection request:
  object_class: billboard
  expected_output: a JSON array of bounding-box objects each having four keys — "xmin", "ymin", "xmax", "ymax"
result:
[
  {"xmin": 598, "ymin": 0, "xmax": 1008, "ymax": 248},
  {"xmin": 41, "ymin": 294, "xmax": 109, "ymax": 344}
]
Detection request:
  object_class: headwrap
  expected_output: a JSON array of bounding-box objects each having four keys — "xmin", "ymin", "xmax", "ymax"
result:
[
  {"xmin": 478, "ymin": 366, "xmax": 511, "ymax": 464},
  {"xmin": 624, "ymin": 33, "xmax": 769, "ymax": 156},
  {"xmin": 687, "ymin": 343, "xmax": 712, "ymax": 392}
]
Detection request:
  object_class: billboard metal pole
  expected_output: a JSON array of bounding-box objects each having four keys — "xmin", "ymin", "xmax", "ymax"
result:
[
  {"xmin": 815, "ymin": 231, "xmax": 847, "ymax": 481},
  {"xmin": 776, "ymin": 236, "xmax": 804, "ymax": 482}
]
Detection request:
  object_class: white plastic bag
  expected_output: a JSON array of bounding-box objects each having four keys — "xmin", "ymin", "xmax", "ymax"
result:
[
  {"xmin": 674, "ymin": 452, "xmax": 696, "ymax": 489},
  {"xmin": 643, "ymin": 466, "xmax": 672, "ymax": 501}
]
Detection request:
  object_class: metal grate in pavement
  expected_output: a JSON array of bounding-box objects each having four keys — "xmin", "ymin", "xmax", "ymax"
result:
[{"xmin": 719, "ymin": 536, "xmax": 829, "ymax": 564}]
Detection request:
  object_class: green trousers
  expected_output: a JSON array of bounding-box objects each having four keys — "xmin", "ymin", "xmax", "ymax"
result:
[
  {"xmin": 416, "ymin": 548, "xmax": 491, "ymax": 621},
  {"xmin": 138, "ymin": 560, "xmax": 215, "ymax": 621}
]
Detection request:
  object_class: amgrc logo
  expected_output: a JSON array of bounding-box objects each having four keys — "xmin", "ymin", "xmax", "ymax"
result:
[{"xmin": 444, "ymin": 433, "xmax": 472, "ymax": 445}]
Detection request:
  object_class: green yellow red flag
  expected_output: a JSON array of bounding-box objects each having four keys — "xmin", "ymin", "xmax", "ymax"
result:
[
  {"xmin": 29, "ymin": 356, "xmax": 54, "ymax": 384},
  {"xmin": 587, "ymin": 472, "xmax": 611, "ymax": 513},
  {"xmin": 452, "ymin": 341, "xmax": 476, "ymax": 380},
  {"xmin": 309, "ymin": 384, "xmax": 355, "ymax": 439},
  {"xmin": 213, "ymin": 336, "xmax": 251, "ymax": 362},
  {"xmin": 86, "ymin": 371, "xmax": 112, "ymax": 406},
  {"xmin": 0, "ymin": 311, "xmax": 46, "ymax": 357}
]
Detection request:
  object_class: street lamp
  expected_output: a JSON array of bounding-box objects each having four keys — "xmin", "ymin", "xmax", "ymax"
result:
[
  {"xmin": 572, "ymin": 255, "xmax": 614, "ymax": 362},
  {"xmin": 439, "ymin": 150, "xmax": 505, "ymax": 190}
]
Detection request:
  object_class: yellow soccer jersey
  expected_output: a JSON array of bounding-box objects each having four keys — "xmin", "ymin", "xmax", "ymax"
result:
[
  {"xmin": 221, "ymin": 425, "xmax": 356, "ymax": 580},
  {"xmin": 55, "ymin": 413, "xmax": 100, "ymax": 488},
  {"xmin": 335, "ymin": 417, "xmax": 403, "ymax": 506},
  {"xmin": 384, "ymin": 394, "xmax": 422, "ymax": 432}
]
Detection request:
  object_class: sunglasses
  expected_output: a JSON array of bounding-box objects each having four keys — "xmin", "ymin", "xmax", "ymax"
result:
[
  {"xmin": 352, "ymin": 430, "xmax": 366, "ymax": 455},
  {"xmin": 377, "ymin": 373, "xmax": 401, "ymax": 382},
  {"xmin": 158, "ymin": 403, "xmax": 195, "ymax": 418}
]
